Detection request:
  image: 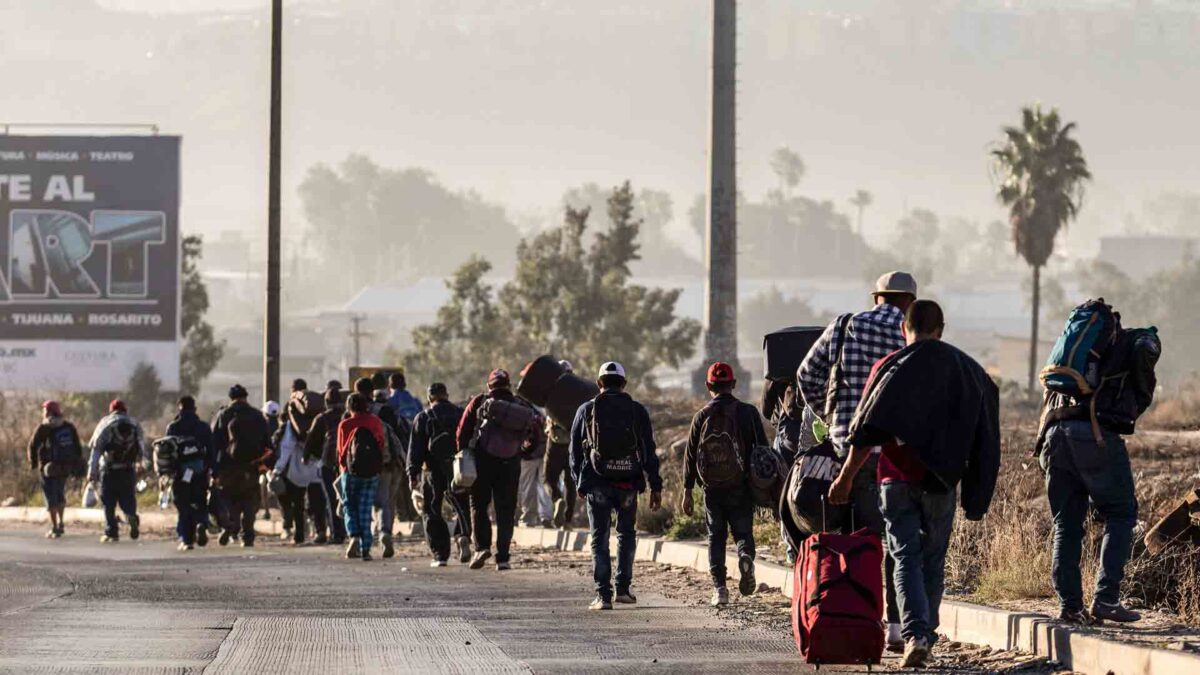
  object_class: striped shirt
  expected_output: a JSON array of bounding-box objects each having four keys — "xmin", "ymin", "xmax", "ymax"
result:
[{"xmin": 797, "ymin": 303, "xmax": 906, "ymax": 458}]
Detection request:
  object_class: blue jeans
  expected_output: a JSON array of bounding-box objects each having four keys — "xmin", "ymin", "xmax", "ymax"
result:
[
  {"xmin": 173, "ymin": 473, "xmax": 209, "ymax": 544},
  {"xmin": 586, "ymin": 485, "xmax": 637, "ymax": 600},
  {"xmin": 1041, "ymin": 420, "xmax": 1137, "ymax": 611},
  {"xmin": 704, "ymin": 488, "xmax": 755, "ymax": 586},
  {"xmin": 852, "ymin": 455, "xmax": 900, "ymax": 625},
  {"xmin": 880, "ymin": 481, "xmax": 956, "ymax": 644},
  {"xmin": 99, "ymin": 469, "xmax": 138, "ymax": 537}
]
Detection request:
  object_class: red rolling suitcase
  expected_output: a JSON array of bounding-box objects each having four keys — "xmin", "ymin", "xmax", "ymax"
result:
[{"xmin": 792, "ymin": 528, "xmax": 885, "ymax": 667}]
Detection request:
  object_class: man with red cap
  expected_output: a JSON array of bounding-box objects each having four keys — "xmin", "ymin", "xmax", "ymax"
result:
[
  {"xmin": 87, "ymin": 399, "xmax": 148, "ymax": 543},
  {"xmin": 680, "ymin": 362, "xmax": 768, "ymax": 606},
  {"xmin": 27, "ymin": 401, "xmax": 83, "ymax": 538},
  {"xmin": 456, "ymin": 368, "xmax": 544, "ymax": 570}
]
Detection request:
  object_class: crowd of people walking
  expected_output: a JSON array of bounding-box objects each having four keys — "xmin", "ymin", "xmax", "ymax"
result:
[{"xmin": 26, "ymin": 270, "xmax": 1162, "ymax": 669}]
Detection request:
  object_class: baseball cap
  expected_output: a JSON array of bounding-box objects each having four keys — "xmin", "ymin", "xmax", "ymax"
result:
[
  {"xmin": 109, "ymin": 399, "xmax": 127, "ymax": 413},
  {"xmin": 706, "ymin": 361, "xmax": 735, "ymax": 384},
  {"xmin": 264, "ymin": 400, "xmax": 281, "ymax": 416},
  {"xmin": 42, "ymin": 400, "xmax": 62, "ymax": 417},
  {"xmin": 487, "ymin": 368, "xmax": 511, "ymax": 389},
  {"xmin": 873, "ymin": 271, "xmax": 918, "ymax": 297},
  {"xmin": 597, "ymin": 361, "xmax": 626, "ymax": 379}
]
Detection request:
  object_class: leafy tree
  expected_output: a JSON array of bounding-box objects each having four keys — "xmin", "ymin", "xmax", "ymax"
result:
[
  {"xmin": 861, "ymin": 208, "xmax": 942, "ymax": 286},
  {"xmin": 849, "ymin": 189, "xmax": 872, "ymax": 236},
  {"xmin": 769, "ymin": 147, "xmax": 805, "ymax": 198},
  {"xmin": 561, "ymin": 183, "xmax": 698, "ymax": 276},
  {"xmin": 405, "ymin": 182, "xmax": 700, "ymax": 393},
  {"xmin": 992, "ymin": 105, "xmax": 1091, "ymax": 393},
  {"xmin": 180, "ymin": 235, "xmax": 225, "ymax": 396},
  {"xmin": 740, "ymin": 286, "xmax": 831, "ymax": 352},
  {"xmin": 127, "ymin": 363, "xmax": 165, "ymax": 420}
]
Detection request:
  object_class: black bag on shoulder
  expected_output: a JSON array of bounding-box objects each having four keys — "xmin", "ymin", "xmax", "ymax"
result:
[
  {"xmin": 428, "ymin": 412, "xmax": 458, "ymax": 462},
  {"xmin": 102, "ymin": 421, "xmax": 140, "ymax": 466},
  {"xmin": 347, "ymin": 426, "xmax": 384, "ymax": 478},
  {"xmin": 586, "ymin": 394, "xmax": 642, "ymax": 481}
]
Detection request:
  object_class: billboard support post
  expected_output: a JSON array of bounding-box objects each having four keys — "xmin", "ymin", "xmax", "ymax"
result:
[{"xmin": 264, "ymin": 0, "xmax": 282, "ymax": 403}]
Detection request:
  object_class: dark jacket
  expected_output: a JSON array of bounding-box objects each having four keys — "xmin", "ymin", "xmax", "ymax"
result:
[
  {"xmin": 1036, "ymin": 327, "xmax": 1161, "ymax": 454},
  {"xmin": 408, "ymin": 399, "xmax": 464, "ymax": 480},
  {"xmin": 305, "ymin": 405, "xmax": 345, "ymax": 466},
  {"xmin": 848, "ymin": 339, "xmax": 1000, "ymax": 520},
  {"xmin": 27, "ymin": 418, "xmax": 82, "ymax": 471},
  {"xmin": 165, "ymin": 411, "xmax": 216, "ymax": 474},
  {"xmin": 569, "ymin": 389, "xmax": 663, "ymax": 496},
  {"xmin": 211, "ymin": 400, "xmax": 273, "ymax": 475},
  {"xmin": 456, "ymin": 389, "xmax": 545, "ymax": 459},
  {"xmin": 683, "ymin": 393, "xmax": 768, "ymax": 491}
]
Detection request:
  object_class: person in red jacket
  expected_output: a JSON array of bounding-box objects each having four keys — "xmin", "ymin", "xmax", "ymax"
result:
[{"xmin": 336, "ymin": 393, "xmax": 387, "ymax": 561}]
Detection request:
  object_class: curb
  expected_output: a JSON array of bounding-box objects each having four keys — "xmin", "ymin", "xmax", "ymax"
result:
[{"xmin": 5, "ymin": 508, "xmax": 1196, "ymax": 674}]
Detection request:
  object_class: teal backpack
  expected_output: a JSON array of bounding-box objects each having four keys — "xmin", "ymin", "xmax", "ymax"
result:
[{"xmin": 1041, "ymin": 299, "xmax": 1120, "ymax": 398}]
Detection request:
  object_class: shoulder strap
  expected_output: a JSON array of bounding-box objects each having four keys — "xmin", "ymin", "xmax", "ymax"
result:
[{"xmin": 831, "ymin": 313, "xmax": 852, "ymax": 369}]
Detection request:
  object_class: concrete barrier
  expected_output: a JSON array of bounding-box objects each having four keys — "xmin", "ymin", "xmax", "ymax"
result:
[{"xmin": 0, "ymin": 505, "xmax": 283, "ymax": 536}]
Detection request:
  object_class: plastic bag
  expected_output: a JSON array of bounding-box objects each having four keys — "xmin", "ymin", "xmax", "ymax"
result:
[
  {"xmin": 82, "ymin": 482, "xmax": 98, "ymax": 508},
  {"xmin": 453, "ymin": 448, "xmax": 477, "ymax": 490}
]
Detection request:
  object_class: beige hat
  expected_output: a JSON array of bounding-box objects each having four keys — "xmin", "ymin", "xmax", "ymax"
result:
[{"xmin": 873, "ymin": 271, "xmax": 918, "ymax": 296}]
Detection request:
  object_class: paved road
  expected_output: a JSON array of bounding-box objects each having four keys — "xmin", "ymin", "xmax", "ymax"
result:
[{"xmin": 0, "ymin": 525, "xmax": 846, "ymax": 674}]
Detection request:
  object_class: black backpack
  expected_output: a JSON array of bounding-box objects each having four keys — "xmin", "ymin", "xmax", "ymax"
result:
[
  {"xmin": 103, "ymin": 421, "xmax": 140, "ymax": 465},
  {"xmin": 227, "ymin": 406, "xmax": 267, "ymax": 466},
  {"xmin": 696, "ymin": 399, "xmax": 745, "ymax": 489},
  {"xmin": 586, "ymin": 393, "xmax": 642, "ymax": 481},
  {"xmin": 46, "ymin": 424, "xmax": 81, "ymax": 465},
  {"xmin": 783, "ymin": 438, "xmax": 848, "ymax": 537},
  {"xmin": 428, "ymin": 411, "xmax": 458, "ymax": 462},
  {"xmin": 347, "ymin": 426, "xmax": 383, "ymax": 478}
]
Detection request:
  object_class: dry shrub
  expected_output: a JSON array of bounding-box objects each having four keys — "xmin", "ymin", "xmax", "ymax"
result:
[{"xmin": 1140, "ymin": 381, "xmax": 1200, "ymax": 430}]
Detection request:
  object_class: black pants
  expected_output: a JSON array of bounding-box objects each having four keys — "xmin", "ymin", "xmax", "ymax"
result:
[
  {"xmin": 543, "ymin": 443, "xmax": 576, "ymax": 523},
  {"xmin": 282, "ymin": 478, "xmax": 327, "ymax": 543},
  {"xmin": 99, "ymin": 468, "xmax": 137, "ymax": 538},
  {"xmin": 704, "ymin": 488, "xmax": 756, "ymax": 586},
  {"xmin": 321, "ymin": 465, "xmax": 348, "ymax": 542},
  {"xmin": 219, "ymin": 469, "xmax": 261, "ymax": 544},
  {"xmin": 471, "ymin": 452, "xmax": 521, "ymax": 563},
  {"xmin": 422, "ymin": 460, "xmax": 471, "ymax": 561},
  {"xmin": 173, "ymin": 474, "xmax": 208, "ymax": 545}
]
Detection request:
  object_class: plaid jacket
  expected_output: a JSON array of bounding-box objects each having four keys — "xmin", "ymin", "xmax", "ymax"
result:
[{"xmin": 797, "ymin": 303, "xmax": 906, "ymax": 457}]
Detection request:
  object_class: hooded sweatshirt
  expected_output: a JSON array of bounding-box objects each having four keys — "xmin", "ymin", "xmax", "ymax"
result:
[{"xmin": 87, "ymin": 412, "xmax": 147, "ymax": 480}]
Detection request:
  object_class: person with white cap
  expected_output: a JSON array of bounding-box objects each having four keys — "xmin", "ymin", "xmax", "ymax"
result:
[
  {"xmin": 260, "ymin": 399, "xmax": 282, "ymax": 522},
  {"xmin": 543, "ymin": 360, "xmax": 577, "ymax": 529},
  {"xmin": 797, "ymin": 270, "xmax": 915, "ymax": 650},
  {"xmin": 569, "ymin": 361, "xmax": 663, "ymax": 610}
]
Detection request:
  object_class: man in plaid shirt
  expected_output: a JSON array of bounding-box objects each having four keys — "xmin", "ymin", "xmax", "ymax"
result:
[{"xmin": 797, "ymin": 270, "xmax": 916, "ymax": 650}]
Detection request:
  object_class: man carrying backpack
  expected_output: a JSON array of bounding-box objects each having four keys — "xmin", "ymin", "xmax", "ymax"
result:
[
  {"xmin": 27, "ymin": 401, "xmax": 83, "ymax": 539},
  {"xmin": 86, "ymin": 400, "xmax": 147, "ymax": 543},
  {"xmin": 388, "ymin": 371, "xmax": 423, "ymax": 422},
  {"xmin": 211, "ymin": 385, "xmax": 273, "ymax": 547},
  {"xmin": 797, "ymin": 271, "xmax": 913, "ymax": 641},
  {"xmin": 272, "ymin": 379, "xmax": 328, "ymax": 545},
  {"xmin": 680, "ymin": 362, "xmax": 769, "ymax": 606},
  {"xmin": 306, "ymin": 386, "xmax": 348, "ymax": 544},
  {"xmin": 409, "ymin": 382, "xmax": 470, "ymax": 566},
  {"xmin": 457, "ymin": 368, "xmax": 544, "ymax": 571},
  {"xmin": 1035, "ymin": 300, "xmax": 1161, "ymax": 626},
  {"xmin": 570, "ymin": 362, "xmax": 663, "ymax": 610},
  {"xmin": 162, "ymin": 396, "xmax": 216, "ymax": 550},
  {"xmin": 338, "ymin": 392, "xmax": 387, "ymax": 561},
  {"xmin": 360, "ymin": 381, "xmax": 408, "ymax": 558}
]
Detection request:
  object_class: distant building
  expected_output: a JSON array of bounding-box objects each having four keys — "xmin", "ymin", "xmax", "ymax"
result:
[
  {"xmin": 992, "ymin": 333, "xmax": 1056, "ymax": 385},
  {"xmin": 1098, "ymin": 235, "xmax": 1197, "ymax": 280}
]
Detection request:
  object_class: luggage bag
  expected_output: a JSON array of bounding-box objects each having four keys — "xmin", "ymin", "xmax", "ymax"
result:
[{"xmin": 792, "ymin": 527, "xmax": 885, "ymax": 667}]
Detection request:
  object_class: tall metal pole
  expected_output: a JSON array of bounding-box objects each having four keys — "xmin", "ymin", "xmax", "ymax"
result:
[
  {"xmin": 696, "ymin": 0, "xmax": 742, "ymax": 392},
  {"xmin": 263, "ymin": 0, "xmax": 282, "ymax": 403}
]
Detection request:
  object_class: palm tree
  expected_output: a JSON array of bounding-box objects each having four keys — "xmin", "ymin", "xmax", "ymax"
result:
[
  {"xmin": 769, "ymin": 147, "xmax": 805, "ymax": 199},
  {"xmin": 991, "ymin": 105, "xmax": 1091, "ymax": 395},
  {"xmin": 849, "ymin": 189, "xmax": 872, "ymax": 236}
]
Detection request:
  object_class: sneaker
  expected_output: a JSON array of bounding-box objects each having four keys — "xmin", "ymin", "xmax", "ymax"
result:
[
  {"xmin": 887, "ymin": 623, "xmax": 905, "ymax": 653},
  {"xmin": 280, "ymin": 528, "xmax": 292, "ymax": 542},
  {"xmin": 196, "ymin": 528, "xmax": 208, "ymax": 547},
  {"xmin": 53, "ymin": 528, "xmax": 63, "ymax": 538},
  {"xmin": 615, "ymin": 591, "xmax": 637, "ymax": 604},
  {"xmin": 469, "ymin": 550, "xmax": 492, "ymax": 570},
  {"xmin": 901, "ymin": 637, "xmax": 930, "ymax": 668},
  {"xmin": 240, "ymin": 539, "xmax": 254, "ymax": 548},
  {"xmin": 45, "ymin": 529, "xmax": 56, "ymax": 539},
  {"xmin": 218, "ymin": 531, "xmax": 232, "ymax": 546},
  {"xmin": 345, "ymin": 538, "xmax": 360, "ymax": 559},
  {"xmin": 711, "ymin": 587, "xmax": 729, "ymax": 607},
  {"xmin": 101, "ymin": 534, "xmax": 118, "ymax": 543},
  {"xmin": 1059, "ymin": 607, "xmax": 1100, "ymax": 626},
  {"xmin": 128, "ymin": 514, "xmax": 140, "ymax": 541},
  {"xmin": 737, "ymin": 555, "xmax": 757, "ymax": 597},
  {"xmin": 362, "ymin": 549, "xmax": 372, "ymax": 562},
  {"xmin": 313, "ymin": 533, "xmax": 327, "ymax": 545},
  {"xmin": 553, "ymin": 498, "xmax": 566, "ymax": 528},
  {"xmin": 177, "ymin": 542, "xmax": 193, "ymax": 551},
  {"xmin": 456, "ymin": 536, "xmax": 472, "ymax": 564},
  {"xmin": 1091, "ymin": 600, "xmax": 1141, "ymax": 623},
  {"xmin": 431, "ymin": 559, "xmax": 448, "ymax": 568},
  {"xmin": 588, "ymin": 596, "xmax": 613, "ymax": 611},
  {"xmin": 382, "ymin": 536, "xmax": 395, "ymax": 559},
  {"xmin": 496, "ymin": 560, "xmax": 512, "ymax": 571},
  {"xmin": 540, "ymin": 518, "xmax": 553, "ymax": 529}
]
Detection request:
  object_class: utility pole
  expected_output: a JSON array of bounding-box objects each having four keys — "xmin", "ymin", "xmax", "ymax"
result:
[
  {"xmin": 695, "ymin": 0, "xmax": 743, "ymax": 392},
  {"xmin": 348, "ymin": 314, "xmax": 371, "ymax": 368},
  {"xmin": 263, "ymin": 0, "xmax": 282, "ymax": 403}
]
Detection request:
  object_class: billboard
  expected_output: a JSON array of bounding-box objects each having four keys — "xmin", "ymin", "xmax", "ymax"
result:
[{"xmin": 0, "ymin": 135, "xmax": 180, "ymax": 392}]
